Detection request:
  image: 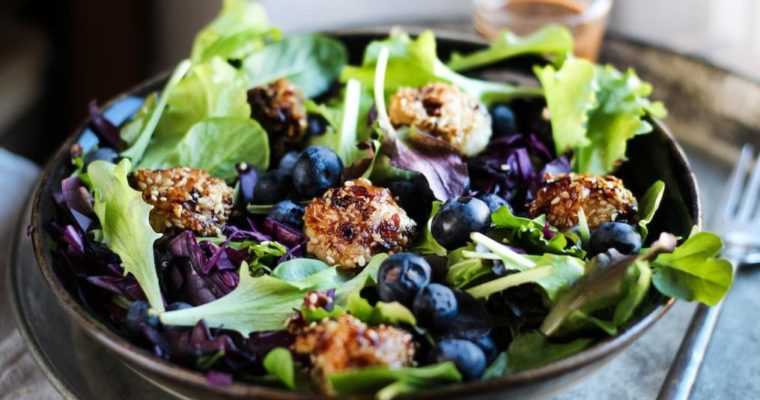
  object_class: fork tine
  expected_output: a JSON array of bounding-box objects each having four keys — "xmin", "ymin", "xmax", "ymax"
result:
[
  {"xmin": 737, "ymin": 149, "xmax": 760, "ymax": 221},
  {"xmin": 723, "ymin": 145, "xmax": 754, "ymax": 220}
]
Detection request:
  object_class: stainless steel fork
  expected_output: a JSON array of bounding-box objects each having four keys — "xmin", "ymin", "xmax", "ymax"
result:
[{"xmin": 657, "ymin": 144, "xmax": 760, "ymax": 400}]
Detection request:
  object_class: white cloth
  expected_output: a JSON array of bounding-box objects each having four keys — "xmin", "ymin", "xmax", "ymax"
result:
[{"xmin": 0, "ymin": 148, "xmax": 59, "ymax": 399}]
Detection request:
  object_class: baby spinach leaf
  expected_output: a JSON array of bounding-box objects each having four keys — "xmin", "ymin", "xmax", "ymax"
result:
[
  {"xmin": 637, "ymin": 180, "xmax": 665, "ymax": 240},
  {"xmin": 447, "ymin": 25, "xmax": 573, "ymax": 72},
  {"xmin": 88, "ymin": 159, "xmax": 164, "ymax": 311},
  {"xmin": 652, "ymin": 231, "xmax": 733, "ymax": 306},
  {"xmin": 491, "ymin": 206, "xmax": 585, "ymax": 257},
  {"xmin": 540, "ymin": 233, "xmax": 677, "ymax": 336},
  {"xmin": 328, "ymin": 362, "xmax": 462, "ymax": 397},
  {"xmin": 243, "ymin": 35, "xmax": 348, "ymax": 98},
  {"xmin": 191, "ymin": 0, "xmax": 273, "ymax": 63},
  {"xmin": 262, "ymin": 347, "xmax": 295, "ymax": 389},
  {"xmin": 346, "ymin": 293, "xmax": 417, "ymax": 326},
  {"xmin": 411, "ymin": 201, "xmax": 447, "ymax": 256},
  {"xmin": 502, "ymin": 331, "xmax": 592, "ymax": 374},
  {"xmin": 159, "ymin": 117, "xmax": 269, "ymax": 180}
]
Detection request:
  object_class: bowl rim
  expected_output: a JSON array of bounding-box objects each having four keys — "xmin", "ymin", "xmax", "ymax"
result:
[{"xmin": 29, "ymin": 29, "xmax": 697, "ymax": 399}]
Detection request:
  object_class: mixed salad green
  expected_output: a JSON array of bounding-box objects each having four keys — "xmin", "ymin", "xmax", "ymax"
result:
[{"xmin": 48, "ymin": 0, "xmax": 733, "ymax": 397}]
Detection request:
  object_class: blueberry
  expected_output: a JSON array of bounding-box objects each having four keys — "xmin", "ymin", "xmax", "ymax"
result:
[
  {"xmin": 377, "ymin": 253, "xmax": 432, "ymax": 306},
  {"xmin": 413, "ymin": 283, "xmax": 458, "ymax": 330},
  {"xmin": 490, "ymin": 104, "xmax": 518, "ymax": 136},
  {"xmin": 389, "ymin": 175, "xmax": 435, "ymax": 225},
  {"xmin": 125, "ymin": 300, "xmax": 159, "ymax": 334},
  {"xmin": 306, "ymin": 114, "xmax": 328, "ymax": 136},
  {"xmin": 473, "ymin": 335, "xmax": 499, "ymax": 364},
  {"xmin": 429, "ymin": 339, "xmax": 487, "ymax": 381},
  {"xmin": 166, "ymin": 302, "xmax": 193, "ymax": 311},
  {"xmin": 478, "ymin": 193, "xmax": 511, "ymax": 213},
  {"xmin": 84, "ymin": 147, "xmax": 119, "ymax": 170},
  {"xmin": 267, "ymin": 200, "xmax": 305, "ymax": 229},
  {"xmin": 253, "ymin": 169, "xmax": 292, "ymax": 204},
  {"xmin": 292, "ymin": 146, "xmax": 343, "ymax": 198},
  {"xmin": 431, "ymin": 197, "xmax": 491, "ymax": 249},
  {"xmin": 589, "ymin": 222, "xmax": 642, "ymax": 257},
  {"xmin": 278, "ymin": 151, "xmax": 300, "ymax": 172}
]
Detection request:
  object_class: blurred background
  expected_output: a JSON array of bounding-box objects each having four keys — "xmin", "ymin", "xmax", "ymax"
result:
[{"xmin": 1, "ymin": 0, "xmax": 759, "ymax": 163}]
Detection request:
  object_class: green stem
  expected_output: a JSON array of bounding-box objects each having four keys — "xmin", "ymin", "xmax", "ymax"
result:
[
  {"xmin": 470, "ymin": 232, "xmax": 536, "ymax": 270},
  {"xmin": 467, "ymin": 266, "xmax": 553, "ymax": 299}
]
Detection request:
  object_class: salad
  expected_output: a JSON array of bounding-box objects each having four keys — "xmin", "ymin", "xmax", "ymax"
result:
[{"xmin": 47, "ymin": 0, "xmax": 733, "ymax": 397}]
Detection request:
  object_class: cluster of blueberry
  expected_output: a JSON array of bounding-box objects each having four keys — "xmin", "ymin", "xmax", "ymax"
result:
[
  {"xmin": 376, "ymin": 253, "xmax": 497, "ymax": 381},
  {"xmin": 255, "ymin": 146, "xmax": 344, "ymax": 229}
]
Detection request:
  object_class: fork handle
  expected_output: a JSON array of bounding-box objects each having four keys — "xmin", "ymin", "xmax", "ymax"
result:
[{"xmin": 656, "ymin": 301, "xmax": 725, "ymax": 400}]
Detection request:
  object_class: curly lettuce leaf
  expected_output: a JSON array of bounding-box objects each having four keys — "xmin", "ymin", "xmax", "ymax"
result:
[
  {"xmin": 576, "ymin": 66, "xmax": 668, "ymax": 174},
  {"xmin": 535, "ymin": 59, "xmax": 667, "ymax": 174},
  {"xmin": 328, "ymin": 362, "xmax": 461, "ymax": 399},
  {"xmin": 534, "ymin": 58, "xmax": 597, "ymax": 155},
  {"xmin": 191, "ymin": 0, "xmax": 274, "ymax": 63},
  {"xmin": 88, "ymin": 159, "xmax": 164, "ymax": 311},
  {"xmin": 342, "ymin": 30, "xmax": 542, "ymax": 105},
  {"xmin": 447, "ymin": 25, "xmax": 573, "ymax": 72},
  {"xmin": 652, "ymin": 231, "xmax": 733, "ymax": 306},
  {"xmin": 243, "ymin": 35, "xmax": 347, "ymax": 98}
]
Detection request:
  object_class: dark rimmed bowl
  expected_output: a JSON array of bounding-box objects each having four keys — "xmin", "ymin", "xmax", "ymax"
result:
[{"xmin": 30, "ymin": 30, "xmax": 699, "ymax": 400}]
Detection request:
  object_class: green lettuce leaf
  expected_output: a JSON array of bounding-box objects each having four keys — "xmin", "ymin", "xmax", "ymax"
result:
[
  {"xmin": 447, "ymin": 25, "xmax": 573, "ymax": 72},
  {"xmin": 271, "ymin": 258, "xmax": 331, "ymax": 281},
  {"xmin": 120, "ymin": 93, "xmax": 156, "ymax": 146},
  {"xmin": 243, "ymin": 35, "xmax": 348, "ymax": 98},
  {"xmin": 575, "ymin": 66, "xmax": 667, "ymax": 174},
  {"xmin": 120, "ymin": 60, "xmax": 192, "ymax": 163},
  {"xmin": 158, "ymin": 117, "xmax": 269, "ymax": 180},
  {"xmin": 160, "ymin": 257, "xmax": 378, "ymax": 333},
  {"xmin": 328, "ymin": 362, "xmax": 462, "ymax": 399},
  {"xmin": 306, "ymin": 79, "xmax": 367, "ymax": 166},
  {"xmin": 637, "ymin": 180, "xmax": 665, "ymax": 240},
  {"xmin": 445, "ymin": 245, "xmax": 491, "ymax": 289},
  {"xmin": 341, "ymin": 30, "xmax": 542, "ymax": 105},
  {"xmin": 652, "ymin": 231, "xmax": 733, "ymax": 306},
  {"xmin": 262, "ymin": 347, "xmax": 295, "ymax": 389},
  {"xmin": 191, "ymin": 0, "xmax": 274, "ymax": 63},
  {"xmin": 138, "ymin": 58, "xmax": 253, "ymax": 171},
  {"xmin": 88, "ymin": 159, "xmax": 164, "ymax": 311},
  {"xmin": 534, "ymin": 58, "xmax": 597, "ymax": 155}
]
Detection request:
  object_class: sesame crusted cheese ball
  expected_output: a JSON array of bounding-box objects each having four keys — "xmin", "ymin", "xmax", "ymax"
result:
[
  {"xmin": 389, "ymin": 82, "xmax": 492, "ymax": 156},
  {"xmin": 292, "ymin": 314, "xmax": 415, "ymax": 393},
  {"xmin": 303, "ymin": 179, "xmax": 417, "ymax": 269},
  {"xmin": 529, "ymin": 173, "xmax": 638, "ymax": 231},
  {"xmin": 132, "ymin": 167, "xmax": 234, "ymax": 237},
  {"xmin": 247, "ymin": 78, "xmax": 308, "ymax": 158}
]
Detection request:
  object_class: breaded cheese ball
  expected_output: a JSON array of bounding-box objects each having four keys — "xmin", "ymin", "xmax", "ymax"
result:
[
  {"xmin": 529, "ymin": 173, "xmax": 638, "ymax": 230},
  {"xmin": 303, "ymin": 179, "xmax": 417, "ymax": 269},
  {"xmin": 389, "ymin": 82, "xmax": 492, "ymax": 156},
  {"xmin": 132, "ymin": 167, "xmax": 233, "ymax": 236}
]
